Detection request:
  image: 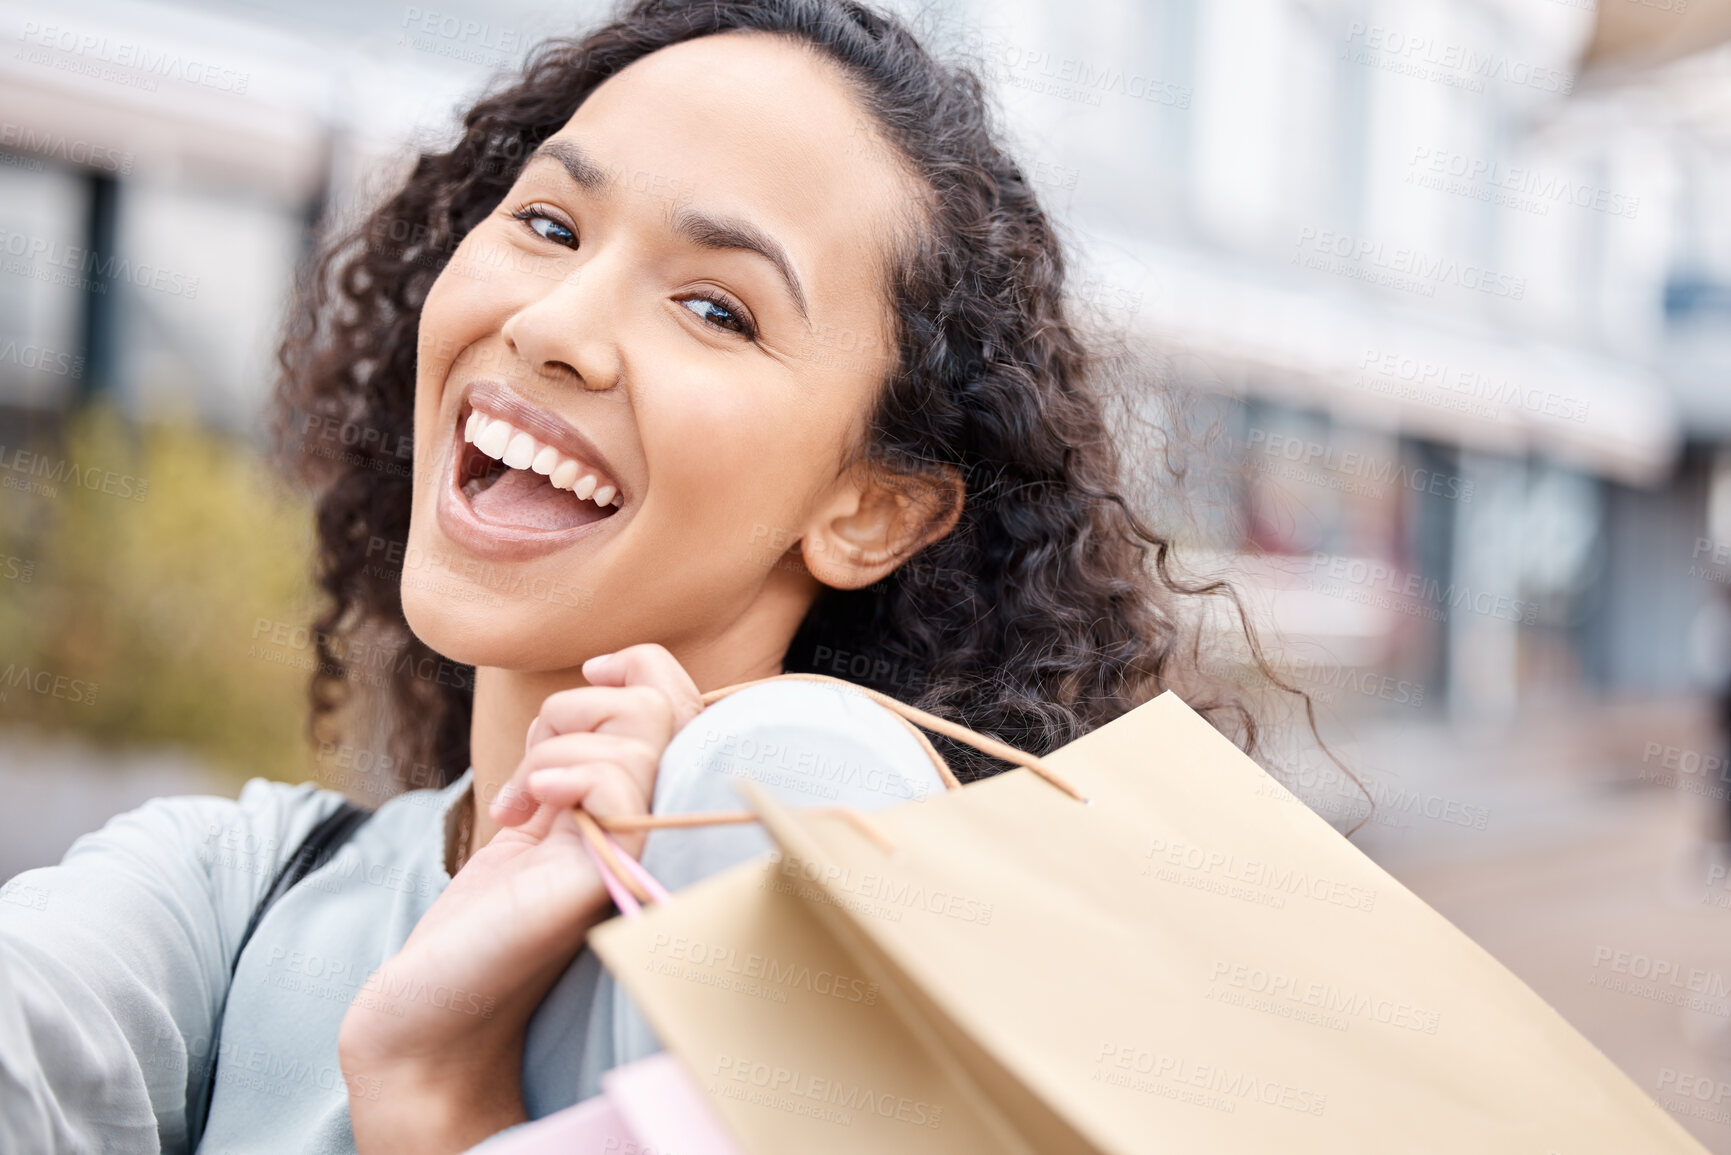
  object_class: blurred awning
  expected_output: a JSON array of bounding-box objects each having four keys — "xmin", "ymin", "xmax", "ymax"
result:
[
  {"xmin": 1081, "ymin": 240, "xmax": 1681, "ymax": 488},
  {"xmin": 0, "ymin": 0, "xmax": 509, "ymax": 205},
  {"xmin": 1579, "ymin": 0, "xmax": 1731, "ymax": 77},
  {"xmin": 0, "ymin": 64, "xmax": 328, "ymax": 206}
]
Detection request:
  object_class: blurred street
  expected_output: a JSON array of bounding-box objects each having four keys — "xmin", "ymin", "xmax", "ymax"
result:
[
  {"xmin": 1345, "ymin": 697, "xmax": 1731, "ymax": 1152},
  {"xmin": 0, "ymin": 732, "xmax": 229, "ymax": 881}
]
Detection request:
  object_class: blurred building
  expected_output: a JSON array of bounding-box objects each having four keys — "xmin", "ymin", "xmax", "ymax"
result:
[{"xmin": 941, "ymin": 0, "xmax": 1731, "ymax": 734}]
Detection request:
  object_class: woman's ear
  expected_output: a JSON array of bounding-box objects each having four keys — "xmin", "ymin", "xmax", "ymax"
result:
[{"xmin": 799, "ymin": 461, "xmax": 964, "ymax": 590}]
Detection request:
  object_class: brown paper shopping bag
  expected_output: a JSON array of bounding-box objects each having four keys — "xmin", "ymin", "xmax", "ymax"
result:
[{"xmin": 589, "ymin": 678, "xmax": 1707, "ymax": 1154}]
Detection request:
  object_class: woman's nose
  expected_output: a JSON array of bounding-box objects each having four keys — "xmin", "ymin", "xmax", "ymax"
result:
[{"xmin": 499, "ymin": 256, "xmax": 627, "ymax": 395}]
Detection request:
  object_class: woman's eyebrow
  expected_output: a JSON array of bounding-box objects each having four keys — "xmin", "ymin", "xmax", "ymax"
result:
[
  {"xmin": 527, "ymin": 137, "xmax": 810, "ymax": 327},
  {"xmin": 528, "ymin": 138, "xmax": 611, "ymax": 192},
  {"xmin": 670, "ymin": 206, "xmax": 810, "ymax": 326}
]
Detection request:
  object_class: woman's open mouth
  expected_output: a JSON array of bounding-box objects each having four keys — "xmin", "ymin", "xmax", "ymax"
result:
[
  {"xmin": 457, "ymin": 409, "xmax": 621, "ymax": 530},
  {"xmin": 436, "ymin": 382, "xmax": 625, "ymax": 561}
]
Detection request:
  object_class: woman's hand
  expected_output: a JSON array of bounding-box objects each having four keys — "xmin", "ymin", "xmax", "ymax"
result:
[
  {"xmin": 338, "ymin": 644, "xmax": 705, "ymax": 1155},
  {"xmin": 487, "ymin": 643, "xmax": 705, "ymax": 858}
]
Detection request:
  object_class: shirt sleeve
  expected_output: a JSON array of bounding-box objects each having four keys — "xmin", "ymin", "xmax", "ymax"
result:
[{"xmin": 0, "ymin": 778, "xmax": 346, "ymax": 1155}]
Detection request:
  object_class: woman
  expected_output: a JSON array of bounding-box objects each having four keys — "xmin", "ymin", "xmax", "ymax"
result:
[{"xmin": 0, "ymin": 1, "xmax": 1298, "ymax": 1151}]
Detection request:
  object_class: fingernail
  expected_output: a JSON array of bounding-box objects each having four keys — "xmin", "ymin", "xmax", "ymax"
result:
[{"xmin": 583, "ymin": 651, "xmax": 618, "ymax": 675}]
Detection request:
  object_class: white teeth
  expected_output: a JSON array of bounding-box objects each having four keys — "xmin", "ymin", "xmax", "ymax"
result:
[
  {"xmin": 502, "ymin": 432, "xmax": 538, "ymax": 469},
  {"xmin": 475, "ymin": 420, "xmax": 511, "ymax": 458},
  {"xmin": 463, "ymin": 410, "xmax": 621, "ymax": 508}
]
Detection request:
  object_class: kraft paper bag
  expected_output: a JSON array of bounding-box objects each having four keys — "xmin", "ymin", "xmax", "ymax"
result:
[{"xmin": 590, "ymin": 686, "xmax": 1707, "ymax": 1154}]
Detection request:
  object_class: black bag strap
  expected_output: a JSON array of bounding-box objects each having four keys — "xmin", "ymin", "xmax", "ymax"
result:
[{"xmin": 194, "ymin": 800, "xmax": 371, "ymax": 1144}]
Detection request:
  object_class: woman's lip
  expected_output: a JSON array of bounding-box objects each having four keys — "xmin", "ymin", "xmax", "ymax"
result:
[
  {"xmin": 460, "ymin": 380, "xmax": 625, "ymax": 501},
  {"xmin": 435, "ymin": 409, "xmax": 621, "ymax": 563}
]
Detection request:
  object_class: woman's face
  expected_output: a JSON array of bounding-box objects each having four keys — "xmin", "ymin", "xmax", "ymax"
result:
[{"xmin": 404, "ymin": 32, "xmax": 925, "ymax": 677}]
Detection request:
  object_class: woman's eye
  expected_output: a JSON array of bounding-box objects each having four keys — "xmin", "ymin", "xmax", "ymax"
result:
[
  {"xmin": 511, "ymin": 207, "xmax": 575, "ymax": 248},
  {"xmin": 681, "ymin": 295, "xmax": 753, "ymax": 337}
]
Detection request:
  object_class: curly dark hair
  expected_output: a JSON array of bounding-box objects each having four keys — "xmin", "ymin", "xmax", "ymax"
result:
[{"xmin": 274, "ymin": 0, "xmax": 1339, "ymax": 797}]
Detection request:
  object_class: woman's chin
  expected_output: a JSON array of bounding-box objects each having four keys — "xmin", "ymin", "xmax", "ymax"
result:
[{"xmin": 399, "ymin": 581, "xmax": 538, "ymax": 673}]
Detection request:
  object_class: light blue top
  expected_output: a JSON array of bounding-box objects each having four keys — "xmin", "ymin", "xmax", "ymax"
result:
[{"xmin": 0, "ymin": 679, "xmax": 947, "ymax": 1154}]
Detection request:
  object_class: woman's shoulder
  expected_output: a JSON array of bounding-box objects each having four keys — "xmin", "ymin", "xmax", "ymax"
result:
[
  {"xmin": 62, "ymin": 776, "xmax": 351, "ymax": 878},
  {"xmin": 664, "ymin": 675, "xmax": 948, "ymax": 807},
  {"xmin": 60, "ymin": 771, "xmax": 457, "ymax": 893}
]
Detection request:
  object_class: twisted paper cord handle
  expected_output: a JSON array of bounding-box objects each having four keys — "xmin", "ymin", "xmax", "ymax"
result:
[
  {"xmin": 578, "ymin": 672, "xmax": 1088, "ymax": 904},
  {"xmin": 592, "ymin": 671, "xmax": 1085, "ymax": 835}
]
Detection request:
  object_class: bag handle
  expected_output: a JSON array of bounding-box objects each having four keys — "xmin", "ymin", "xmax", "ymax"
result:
[
  {"xmin": 580, "ymin": 673, "xmax": 1087, "ymax": 903},
  {"xmin": 593, "ymin": 672, "xmax": 1084, "ymax": 845},
  {"xmin": 574, "ymin": 809, "xmax": 671, "ymax": 916},
  {"xmin": 575, "ymin": 802, "xmax": 897, "ymax": 912}
]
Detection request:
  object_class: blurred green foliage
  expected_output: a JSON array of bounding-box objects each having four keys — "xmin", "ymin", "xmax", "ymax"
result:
[{"xmin": 0, "ymin": 404, "xmax": 320, "ymax": 782}]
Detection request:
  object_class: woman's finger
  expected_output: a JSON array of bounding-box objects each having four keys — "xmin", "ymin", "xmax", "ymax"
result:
[
  {"xmin": 529, "ymin": 761, "xmax": 656, "ymax": 856},
  {"xmin": 495, "ymin": 763, "xmax": 652, "ymax": 856},
  {"xmin": 529, "ymin": 684, "xmax": 678, "ymax": 748},
  {"xmin": 523, "ymin": 763, "xmax": 636, "ymax": 814},
  {"xmin": 582, "ymin": 643, "xmax": 705, "ymax": 732},
  {"xmin": 490, "ymin": 733, "xmax": 655, "ymax": 826}
]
